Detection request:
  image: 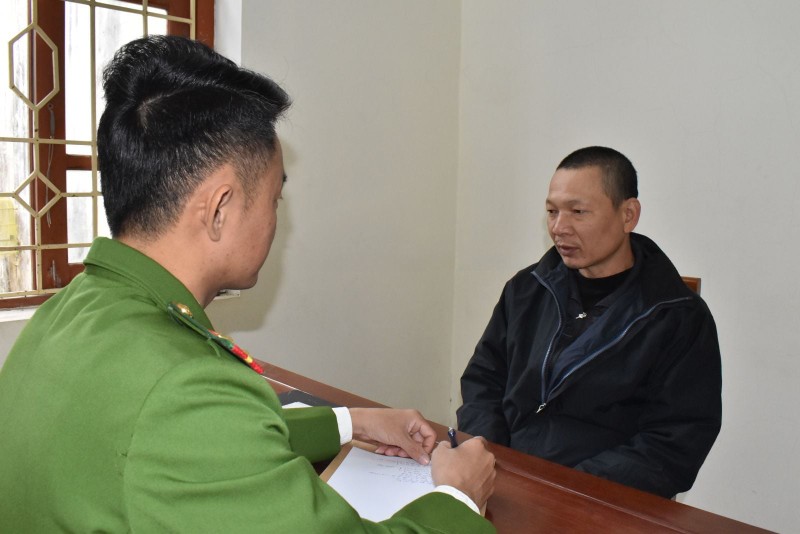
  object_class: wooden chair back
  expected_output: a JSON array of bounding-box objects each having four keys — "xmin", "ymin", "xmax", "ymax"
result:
[{"xmin": 681, "ymin": 276, "xmax": 701, "ymax": 294}]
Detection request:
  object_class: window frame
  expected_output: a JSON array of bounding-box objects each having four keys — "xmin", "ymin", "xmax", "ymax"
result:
[{"xmin": 0, "ymin": 0, "xmax": 214, "ymax": 309}]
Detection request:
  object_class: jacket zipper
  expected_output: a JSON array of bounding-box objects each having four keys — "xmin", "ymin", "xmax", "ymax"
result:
[
  {"xmin": 534, "ymin": 272, "xmax": 562, "ymax": 413},
  {"xmin": 534, "ymin": 268, "xmax": 691, "ymax": 412}
]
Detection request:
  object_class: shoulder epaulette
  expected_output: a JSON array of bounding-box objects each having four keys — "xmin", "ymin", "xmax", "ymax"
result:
[{"xmin": 167, "ymin": 301, "xmax": 264, "ymax": 374}]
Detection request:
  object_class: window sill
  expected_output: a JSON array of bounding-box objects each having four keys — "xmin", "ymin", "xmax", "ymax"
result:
[
  {"xmin": 0, "ymin": 290, "xmax": 239, "ymax": 324},
  {"xmin": 0, "ymin": 306, "xmax": 37, "ymax": 323}
]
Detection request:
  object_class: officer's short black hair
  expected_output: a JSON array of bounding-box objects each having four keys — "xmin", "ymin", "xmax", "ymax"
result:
[
  {"xmin": 98, "ymin": 35, "xmax": 291, "ymax": 237},
  {"xmin": 557, "ymin": 146, "xmax": 638, "ymax": 208}
]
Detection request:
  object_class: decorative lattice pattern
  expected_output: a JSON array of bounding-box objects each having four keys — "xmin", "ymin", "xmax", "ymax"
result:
[{"xmin": 0, "ymin": 0, "xmax": 197, "ymax": 300}]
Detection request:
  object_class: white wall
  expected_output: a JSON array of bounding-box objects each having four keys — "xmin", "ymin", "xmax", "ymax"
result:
[
  {"xmin": 2, "ymin": 1, "xmax": 797, "ymax": 531},
  {"xmin": 453, "ymin": 1, "xmax": 799, "ymax": 531},
  {"xmin": 0, "ymin": 317, "xmax": 26, "ymax": 367},
  {"xmin": 206, "ymin": 0, "xmax": 462, "ymax": 424}
]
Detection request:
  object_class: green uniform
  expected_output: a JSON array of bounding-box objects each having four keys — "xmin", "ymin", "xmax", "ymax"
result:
[{"xmin": 0, "ymin": 238, "xmax": 493, "ymax": 533}]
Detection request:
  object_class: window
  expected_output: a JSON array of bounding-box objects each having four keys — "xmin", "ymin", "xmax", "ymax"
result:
[{"xmin": 0, "ymin": 0, "xmax": 213, "ymax": 308}]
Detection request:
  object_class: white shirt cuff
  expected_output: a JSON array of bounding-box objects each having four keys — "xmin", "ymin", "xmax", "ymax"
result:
[
  {"xmin": 332, "ymin": 406, "xmax": 352, "ymax": 445},
  {"xmin": 433, "ymin": 485, "xmax": 482, "ymax": 515}
]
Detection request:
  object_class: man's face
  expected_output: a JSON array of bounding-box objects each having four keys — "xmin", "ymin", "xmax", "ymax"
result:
[
  {"xmin": 228, "ymin": 139, "xmax": 285, "ymax": 289},
  {"xmin": 545, "ymin": 165, "xmax": 638, "ymax": 279}
]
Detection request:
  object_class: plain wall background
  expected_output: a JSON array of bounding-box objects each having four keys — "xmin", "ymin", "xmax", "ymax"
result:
[
  {"xmin": 2, "ymin": 1, "xmax": 797, "ymax": 531},
  {"xmin": 208, "ymin": 0, "xmax": 463, "ymax": 425},
  {"xmin": 451, "ymin": 2, "xmax": 799, "ymax": 531}
]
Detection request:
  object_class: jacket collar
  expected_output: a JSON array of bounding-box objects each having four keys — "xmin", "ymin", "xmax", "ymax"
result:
[
  {"xmin": 533, "ymin": 232, "xmax": 692, "ymax": 310},
  {"xmin": 82, "ymin": 237, "xmax": 212, "ymax": 329}
]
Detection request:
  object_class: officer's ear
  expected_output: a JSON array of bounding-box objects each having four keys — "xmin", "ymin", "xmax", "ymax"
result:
[{"xmin": 206, "ymin": 184, "xmax": 234, "ymax": 242}]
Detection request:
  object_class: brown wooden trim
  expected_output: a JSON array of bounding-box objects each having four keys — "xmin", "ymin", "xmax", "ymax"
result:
[
  {"xmin": 67, "ymin": 262, "xmax": 84, "ymax": 279},
  {"xmin": 259, "ymin": 360, "xmax": 388, "ymax": 409},
  {"xmin": 36, "ymin": 0, "xmax": 69, "ymax": 290},
  {"xmin": 195, "ymin": 0, "xmax": 215, "ymax": 48},
  {"xmin": 166, "ymin": 0, "xmax": 215, "ymax": 48},
  {"xmin": 682, "ymin": 276, "xmax": 701, "ymax": 294},
  {"xmin": 64, "ymin": 154, "xmax": 92, "ymax": 171},
  {"xmin": 0, "ymin": 294, "xmax": 51, "ymax": 309},
  {"xmin": 258, "ymin": 360, "xmax": 771, "ymax": 534}
]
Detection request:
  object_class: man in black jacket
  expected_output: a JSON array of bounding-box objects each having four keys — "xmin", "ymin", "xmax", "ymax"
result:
[{"xmin": 457, "ymin": 146, "xmax": 722, "ymax": 498}]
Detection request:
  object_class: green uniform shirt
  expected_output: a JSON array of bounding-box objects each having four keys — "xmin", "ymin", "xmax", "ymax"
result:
[{"xmin": 0, "ymin": 238, "xmax": 493, "ymax": 533}]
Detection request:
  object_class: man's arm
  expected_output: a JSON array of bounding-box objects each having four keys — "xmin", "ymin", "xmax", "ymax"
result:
[
  {"xmin": 574, "ymin": 303, "xmax": 723, "ymax": 497},
  {"xmin": 125, "ymin": 358, "xmax": 494, "ymax": 533},
  {"xmin": 348, "ymin": 408, "xmax": 496, "ymax": 515},
  {"xmin": 457, "ymin": 287, "xmax": 512, "ymax": 445},
  {"xmin": 282, "ymin": 405, "xmax": 341, "ymax": 462}
]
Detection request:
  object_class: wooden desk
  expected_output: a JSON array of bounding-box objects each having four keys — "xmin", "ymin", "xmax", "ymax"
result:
[{"xmin": 260, "ymin": 361, "xmax": 770, "ymax": 533}]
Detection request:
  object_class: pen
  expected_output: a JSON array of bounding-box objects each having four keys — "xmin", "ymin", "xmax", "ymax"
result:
[{"xmin": 447, "ymin": 427, "xmax": 459, "ymax": 448}]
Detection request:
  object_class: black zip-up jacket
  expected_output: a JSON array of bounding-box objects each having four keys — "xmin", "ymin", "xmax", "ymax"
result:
[{"xmin": 457, "ymin": 234, "xmax": 722, "ymax": 498}]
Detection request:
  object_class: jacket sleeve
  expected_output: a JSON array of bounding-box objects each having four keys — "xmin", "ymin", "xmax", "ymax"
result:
[
  {"xmin": 124, "ymin": 357, "xmax": 493, "ymax": 533},
  {"xmin": 282, "ymin": 405, "xmax": 341, "ymax": 462},
  {"xmin": 457, "ymin": 285, "xmax": 512, "ymax": 445},
  {"xmin": 573, "ymin": 301, "xmax": 723, "ymax": 498}
]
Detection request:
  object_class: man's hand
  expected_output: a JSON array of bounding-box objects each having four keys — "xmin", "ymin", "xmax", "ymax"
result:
[
  {"xmin": 432, "ymin": 437, "xmax": 496, "ymax": 512},
  {"xmin": 348, "ymin": 408, "xmax": 437, "ymax": 465}
]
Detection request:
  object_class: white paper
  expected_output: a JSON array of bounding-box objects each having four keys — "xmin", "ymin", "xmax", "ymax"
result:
[
  {"xmin": 326, "ymin": 446, "xmax": 434, "ymax": 522},
  {"xmin": 282, "ymin": 401, "xmax": 311, "ymax": 409}
]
